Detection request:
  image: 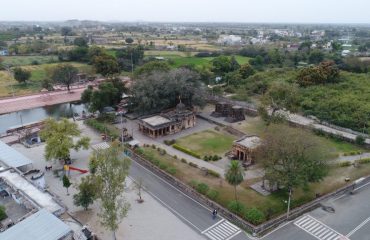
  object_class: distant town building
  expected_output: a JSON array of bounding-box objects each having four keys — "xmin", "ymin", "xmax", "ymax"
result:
[
  {"xmin": 218, "ymin": 35, "xmax": 242, "ymax": 45},
  {"xmin": 138, "ymin": 102, "xmax": 196, "ymax": 138},
  {"xmin": 232, "ymin": 135, "xmax": 261, "ymax": 166},
  {"xmin": 0, "ymin": 49, "xmax": 9, "ymax": 56}
]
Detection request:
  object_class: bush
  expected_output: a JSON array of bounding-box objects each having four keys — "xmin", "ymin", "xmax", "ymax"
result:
[
  {"xmin": 173, "ymin": 144, "xmax": 201, "ymax": 159},
  {"xmin": 207, "ymin": 169, "xmax": 221, "ymax": 178},
  {"xmin": 355, "ymin": 135, "xmax": 365, "ymax": 145},
  {"xmin": 173, "ymin": 155, "xmax": 177, "ymax": 159},
  {"xmin": 244, "ymin": 208, "xmax": 265, "ymax": 225},
  {"xmin": 227, "ymin": 201, "xmax": 247, "ymax": 215},
  {"xmin": 0, "ymin": 205, "xmax": 7, "ymax": 221},
  {"xmin": 338, "ymin": 161, "xmax": 352, "ymax": 167},
  {"xmin": 188, "ymin": 162, "xmax": 198, "ymax": 168},
  {"xmin": 196, "ymin": 183, "xmax": 210, "ymax": 194},
  {"xmin": 164, "ymin": 139, "xmax": 176, "ymax": 145},
  {"xmin": 181, "ymin": 158, "xmax": 187, "ymax": 164},
  {"xmin": 357, "ymin": 158, "xmax": 370, "ymax": 164},
  {"xmin": 212, "ymin": 155, "xmax": 221, "ymax": 161},
  {"xmin": 189, "ymin": 180, "xmax": 198, "ymax": 188},
  {"xmin": 159, "ymin": 163, "xmax": 168, "ymax": 170},
  {"xmin": 167, "ymin": 167, "xmax": 177, "ymax": 175},
  {"xmin": 206, "ymin": 189, "xmax": 219, "ymax": 200},
  {"xmin": 204, "ymin": 155, "xmax": 210, "ymax": 161},
  {"xmin": 151, "ymin": 144, "xmax": 156, "ymax": 149}
]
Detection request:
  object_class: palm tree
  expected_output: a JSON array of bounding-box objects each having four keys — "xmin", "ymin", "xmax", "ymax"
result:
[{"xmin": 225, "ymin": 160, "xmax": 245, "ymax": 202}]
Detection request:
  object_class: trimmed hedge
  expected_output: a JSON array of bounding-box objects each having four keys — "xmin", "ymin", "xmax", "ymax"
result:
[
  {"xmin": 172, "ymin": 144, "xmax": 201, "ymax": 159},
  {"xmin": 188, "ymin": 162, "xmax": 198, "ymax": 168},
  {"xmin": 357, "ymin": 158, "xmax": 370, "ymax": 164},
  {"xmin": 207, "ymin": 169, "xmax": 221, "ymax": 178},
  {"xmin": 84, "ymin": 119, "xmax": 119, "ymax": 139},
  {"xmin": 338, "ymin": 161, "xmax": 352, "ymax": 167}
]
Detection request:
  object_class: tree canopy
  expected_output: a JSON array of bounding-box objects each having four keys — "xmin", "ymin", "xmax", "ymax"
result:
[
  {"xmin": 225, "ymin": 160, "xmax": 245, "ymax": 202},
  {"xmin": 297, "ymin": 61, "xmax": 340, "ymax": 87},
  {"xmin": 90, "ymin": 143, "xmax": 131, "ymax": 239},
  {"xmin": 92, "ymin": 54, "xmax": 120, "ymax": 77},
  {"xmin": 52, "ymin": 64, "xmax": 79, "ymax": 91},
  {"xmin": 13, "ymin": 67, "xmax": 31, "ymax": 83},
  {"xmin": 257, "ymin": 125, "xmax": 329, "ymax": 191},
  {"xmin": 131, "ymin": 68, "xmax": 206, "ymax": 113},
  {"xmin": 40, "ymin": 118, "xmax": 90, "ymax": 162}
]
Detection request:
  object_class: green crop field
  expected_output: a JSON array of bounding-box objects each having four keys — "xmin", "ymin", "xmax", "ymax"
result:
[{"xmin": 2, "ymin": 55, "xmax": 59, "ymax": 66}]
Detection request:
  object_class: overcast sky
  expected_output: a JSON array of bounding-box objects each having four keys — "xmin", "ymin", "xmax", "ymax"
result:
[{"xmin": 1, "ymin": 0, "xmax": 370, "ymax": 23}]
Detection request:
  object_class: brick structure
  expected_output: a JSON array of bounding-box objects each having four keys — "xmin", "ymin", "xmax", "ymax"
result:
[
  {"xmin": 232, "ymin": 135, "xmax": 261, "ymax": 165},
  {"xmin": 225, "ymin": 105, "xmax": 245, "ymax": 122}
]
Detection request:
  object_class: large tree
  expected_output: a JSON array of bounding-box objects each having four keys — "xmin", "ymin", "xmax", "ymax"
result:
[
  {"xmin": 297, "ymin": 61, "xmax": 340, "ymax": 87},
  {"xmin": 92, "ymin": 54, "xmax": 120, "ymax": 77},
  {"xmin": 131, "ymin": 68, "xmax": 206, "ymax": 114},
  {"xmin": 73, "ymin": 175, "xmax": 98, "ymax": 210},
  {"xmin": 225, "ymin": 160, "xmax": 245, "ymax": 202},
  {"xmin": 40, "ymin": 118, "xmax": 90, "ymax": 162},
  {"xmin": 13, "ymin": 67, "xmax": 31, "ymax": 83},
  {"xmin": 257, "ymin": 125, "xmax": 329, "ymax": 217},
  {"xmin": 90, "ymin": 143, "xmax": 131, "ymax": 240},
  {"xmin": 52, "ymin": 64, "xmax": 79, "ymax": 91},
  {"xmin": 61, "ymin": 27, "xmax": 72, "ymax": 44}
]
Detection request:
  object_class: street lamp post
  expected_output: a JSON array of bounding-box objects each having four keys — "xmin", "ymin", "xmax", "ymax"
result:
[{"xmin": 286, "ymin": 187, "xmax": 292, "ymax": 219}]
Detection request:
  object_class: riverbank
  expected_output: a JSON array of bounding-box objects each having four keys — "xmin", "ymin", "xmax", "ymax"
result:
[{"xmin": 0, "ymin": 88, "xmax": 86, "ymax": 115}]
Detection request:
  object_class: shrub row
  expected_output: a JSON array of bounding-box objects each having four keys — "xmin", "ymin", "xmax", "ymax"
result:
[
  {"xmin": 135, "ymin": 147, "xmax": 178, "ymax": 176},
  {"xmin": 338, "ymin": 161, "xmax": 352, "ymax": 167},
  {"xmin": 204, "ymin": 155, "xmax": 222, "ymax": 162},
  {"xmin": 84, "ymin": 119, "xmax": 119, "ymax": 139},
  {"xmin": 188, "ymin": 162, "xmax": 198, "ymax": 168},
  {"xmin": 190, "ymin": 180, "xmax": 220, "ymax": 201},
  {"xmin": 164, "ymin": 139, "xmax": 176, "ymax": 145},
  {"xmin": 172, "ymin": 144, "xmax": 201, "ymax": 159},
  {"xmin": 356, "ymin": 158, "xmax": 370, "ymax": 164},
  {"xmin": 227, "ymin": 201, "xmax": 266, "ymax": 225},
  {"xmin": 343, "ymin": 151, "xmax": 363, "ymax": 156},
  {"xmin": 207, "ymin": 169, "xmax": 221, "ymax": 178}
]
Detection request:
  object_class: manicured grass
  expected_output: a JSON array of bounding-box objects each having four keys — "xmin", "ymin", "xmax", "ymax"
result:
[
  {"xmin": 234, "ymin": 55, "xmax": 252, "ymax": 64},
  {"xmin": 175, "ymin": 129, "xmax": 237, "ymax": 157},
  {"xmin": 2, "ymin": 55, "xmax": 59, "ymax": 66}
]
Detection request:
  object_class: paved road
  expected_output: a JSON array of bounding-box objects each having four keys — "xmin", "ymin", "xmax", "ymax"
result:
[
  {"xmin": 128, "ymin": 157, "xmax": 249, "ymax": 240},
  {"xmin": 259, "ymin": 182, "xmax": 370, "ymax": 240}
]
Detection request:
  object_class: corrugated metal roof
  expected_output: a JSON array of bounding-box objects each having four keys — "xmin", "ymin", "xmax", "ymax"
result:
[
  {"xmin": 0, "ymin": 140, "xmax": 32, "ymax": 168},
  {"xmin": 0, "ymin": 209, "xmax": 72, "ymax": 240}
]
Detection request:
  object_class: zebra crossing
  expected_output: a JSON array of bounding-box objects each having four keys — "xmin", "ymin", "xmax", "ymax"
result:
[
  {"xmin": 202, "ymin": 219, "xmax": 242, "ymax": 240},
  {"xmin": 294, "ymin": 215, "xmax": 348, "ymax": 240}
]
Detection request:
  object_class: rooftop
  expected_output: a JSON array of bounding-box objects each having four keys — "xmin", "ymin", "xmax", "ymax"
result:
[
  {"xmin": 0, "ymin": 169, "xmax": 64, "ymax": 215},
  {"xmin": 141, "ymin": 115, "xmax": 171, "ymax": 127},
  {"xmin": 0, "ymin": 209, "xmax": 72, "ymax": 240},
  {"xmin": 0, "ymin": 140, "xmax": 32, "ymax": 168},
  {"xmin": 235, "ymin": 136, "xmax": 261, "ymax": 149}
]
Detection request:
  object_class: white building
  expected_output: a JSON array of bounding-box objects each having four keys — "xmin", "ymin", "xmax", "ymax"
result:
[{"xmin": 218, "ymin": 35, "xmax": 242, "ymax": 45}]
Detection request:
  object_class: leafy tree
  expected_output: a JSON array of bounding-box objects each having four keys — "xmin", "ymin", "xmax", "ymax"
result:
[
  {"xmin": 230, "ymin": 56, "xmax": 240, "ymax": 71},
  {"xmin": 263, "ymin": 81, "xmax": 300, "ymax": 113},
  {"xmin": 225, "ymin": 160, "xmax": 245, "ymax": 202},
  {"xmin": 0, "ymin": 205, "xmax": 7, "ymax": 221},
  {"xmin": 131, "ymin": 68, "xmax": 205, "ymax": 113},
  {"xmin": 88, "ymin": 46, "xmax": 106, "ymax": 63},
  {"xmin": 74, "ymin": 37, "xmax": 88, "ymax": 47},
  {"xmin": 308, "ymin": 50, "xmax": 325, "ymax": 64},
  {"xmin": 92, "ymin": 54, "xmax": 120, "ymax": 77},
  {"xmin": 73, "ymin": 176, "xmax": 97, "ymax": 210},
  {"xmin": 134, "ymin": 61, "xmax": 170, "ymax": 77},
  {"xmin": 239, "ymin": 63, "xmax": 255, "ymax": 78},
  {"xmin": 40, "ymin": 118, "xmax": 90, "ymax": 162},
  {"xmin": 13, "ymin": 67, "xmax": 31, "ymax": 83},
  {"xmin": 133, "ymin": 178, "xmax": 144, "ymax": 203},
  {"xmin": 211, "ymin": 55, "xmax": 232, "ymax": 76},
  {"xmin": 63, "ymin": 174, "xmax": 72, "ymax": 195},
  {"xmin": 68, "ymin": 46, "xmax": 88, "ymax": 62},
  {"xmin": 61, "ymin": 27, "xmax": 72, "ymax": 43},
  {"xmin": 52, "ymin": 64, "xmax": 79, "ymax": 91},
  {"xmin": 90, "ymin": 143, "xmax": 131, "ymax": 240},
  {"xmin": 257, "ymin": 125, "xmax": 329, "ymax": 217},
  {"xmin": 297, "ymin": 61, "xmax": 340, "ymax": 87},
  {"xmin": 82, "ymin": 79, "xmax": 124, "ymax": 112},
  {"xmin": 125, "ymin": 37, "xmax": 134, "ymax": 44},
  {"xmin": 116, "ymin": 45, "xmax": 144, "ymax": 69}
]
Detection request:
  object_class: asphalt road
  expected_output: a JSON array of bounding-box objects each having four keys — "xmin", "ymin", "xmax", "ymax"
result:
[
  {"xmin": 261, "ymin": 181, "xmax": 370, "ymax": 240},
  {"xmin": 128, "ymin": 157, "xmax": 249, "ymax": 240},
  {"xmin": 128, "ymin": 154, "xmax": 370, "ymax": 240}
]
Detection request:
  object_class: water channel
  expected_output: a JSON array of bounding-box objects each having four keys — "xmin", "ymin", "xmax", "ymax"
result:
[{"xmin": 0, "ymin": 102, "xmax": 87, "ymax": 134}]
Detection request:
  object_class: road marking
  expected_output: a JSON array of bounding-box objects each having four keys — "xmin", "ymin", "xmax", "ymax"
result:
[
  {"xmin": 203, "ymin": 220, "xmax": 242, "ymax": 240},
  {"xmin": 202, "ymin": 219, "xmax": 225, "ymax": 233},
  {"xmin": 346, "ymin": 215, "xmax": 370, "ymax": 237},
  {"xmin": 294, "ymin": 215, "xmax": 346, "ymax": 240}
]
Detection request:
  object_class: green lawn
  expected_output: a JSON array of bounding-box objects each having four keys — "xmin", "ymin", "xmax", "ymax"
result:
[{"xmin": 175, "ymin": 129, "xmax": 237, "ymax": 157}]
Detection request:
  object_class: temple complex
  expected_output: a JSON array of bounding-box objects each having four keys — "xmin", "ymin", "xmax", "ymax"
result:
[
  {"xmin": 138, "ymin": 102, "xmax": 196, "ymax": 138},
  {"xmin": 232, "ymin": 135, "xmax": 261, "ymax": 166}
]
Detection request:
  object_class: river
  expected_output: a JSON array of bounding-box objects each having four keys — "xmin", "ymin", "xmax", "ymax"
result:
[{"xmin": 0, "ymin": 102, "xmax": 87, "ymax": 134}]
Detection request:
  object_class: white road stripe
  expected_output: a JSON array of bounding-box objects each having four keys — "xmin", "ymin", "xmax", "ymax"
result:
[
  {"xmin": 202, "ymin": 219, "xmax": 225, "ymax": 234},
  {"xmin": 346, "ymin": 215, "xmax": 370, "ymax": 237},
  {"xmin": 203, "ymin": 220, "xmax": 242, "ymax": 240}
]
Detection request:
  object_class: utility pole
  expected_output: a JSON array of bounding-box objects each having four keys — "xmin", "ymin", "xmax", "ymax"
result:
[{"xmin": 286, "ymin": 187, "xmax": 292, "ymax": 219}]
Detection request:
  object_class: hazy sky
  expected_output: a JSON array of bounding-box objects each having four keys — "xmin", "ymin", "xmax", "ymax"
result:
[{"xmin": 1, "ymin": 0, "xmax": 370, "ymax": 23}]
